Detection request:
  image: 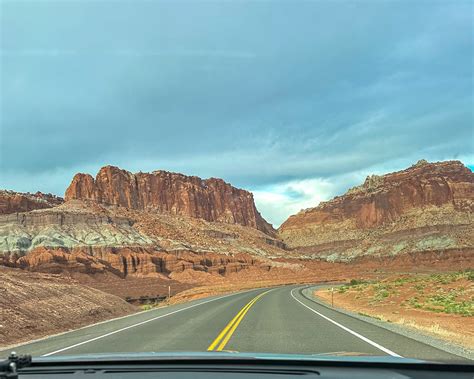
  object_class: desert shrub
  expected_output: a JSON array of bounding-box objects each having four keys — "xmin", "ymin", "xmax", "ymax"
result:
[
  {"xmin": 427, "ymin": 293, "xmax": 474, "ymax": 316},
  {"xmin": 430, "ymin": 273, "xmax": 457, "ymax": 285},
  {"xmin": 373, "ymin": 289, "xmax": 390, "ymax": 301},
  {"xmin": 407, "ymin": 297, "xmax": 422, "ymax": 309},
  {"xmin": 337, "ymin": 286, "xmax": 348, "ymax": 294},
  {"xmin": 349, "ymin": 279, "xmax": 366, "ymax": 286},
  {"xmin": 466, "ymin": 270, "xmax": 474, "ymax": 281},
  {"xmin": 394, "ymin": 277, "xmax": 409, "ymax": 284},
  {"xmin": 414, "ymin": 284, "xmax": 425, "ymax": 292}
]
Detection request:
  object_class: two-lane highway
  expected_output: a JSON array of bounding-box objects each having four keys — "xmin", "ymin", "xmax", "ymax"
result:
[{"xmin": 0, "ymin": 285, "xmax": 466, "ymax": 361}]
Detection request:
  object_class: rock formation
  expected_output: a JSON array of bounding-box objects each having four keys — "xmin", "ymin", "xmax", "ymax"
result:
[
  {"xmin": 0, "ymin": 190, "xmax": 63, "ymax": 214},
  {"xmin": 4, "ymin": 245, "xmax": 268, "ymax": 279},
  {"xmin": 2, "ymin": 160, "xmax": 472, "ymax": 283},
  {"xmin": 278, "ymin": 160, "xmax": 474, "ymax": 261},
  {"xmin": 0, "ymin": 165, "xmax": 286, "ymax": 282},
  {"xmin": 0, "ymin": 198, "xmax": 287, "ymax": 279},
  {"xmin": 0, "ymin": 208, "xmax": 154, "ymax": 253},
  {"xmin": 65, "ymin": 166, "xmax": 274, "ymax": 235}
]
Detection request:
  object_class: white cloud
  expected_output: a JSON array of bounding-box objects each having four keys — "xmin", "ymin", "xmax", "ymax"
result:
[
  {"xmin": 252, "ymin": 178, "xmax": 338, "ymax": 228},
  {"xmin": 253, "ymin": 154, "xmax": 474, "ymax": 227}
]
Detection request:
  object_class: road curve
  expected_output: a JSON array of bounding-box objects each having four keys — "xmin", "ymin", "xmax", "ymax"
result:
[{"xmin": 0, "ymin": 285, "xmax": 466, "ymax": 361}]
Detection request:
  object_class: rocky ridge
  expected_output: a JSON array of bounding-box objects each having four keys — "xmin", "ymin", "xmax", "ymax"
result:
[
  {"xmin": 0, "ymin": 165, "xmax": 285, "ymax": 282},
  {"xmin": 278, "ymin": 160, "xmax": 474, "ymax": 261},
  {"xmin": 1, "ymin": 160, "xmax": 472, "ymax": 284},
  {"xmin": 65, "ymin": 166, "xmax": 274, "ymax": 235},
  {"xmin": 0, "ymin": 199, "xmax": 288, "ymax": 280},
  {"xmin": 0, "ymin": 190, "xmax": 64, "ymax": 215}
]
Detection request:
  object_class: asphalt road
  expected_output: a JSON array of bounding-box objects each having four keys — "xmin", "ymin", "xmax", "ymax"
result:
[{"xmin": 0, "ymin": 285, "xmax": 467, "ymax": 361}]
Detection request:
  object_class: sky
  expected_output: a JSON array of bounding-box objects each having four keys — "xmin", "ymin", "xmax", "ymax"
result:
[{"xmin": 0, "ymin": 0, "xmax": 473, "ymax": 227}]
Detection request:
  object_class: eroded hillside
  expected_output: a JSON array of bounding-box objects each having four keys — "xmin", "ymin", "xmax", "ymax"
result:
[
  {"xmin": 0, "ymin": 266, "xmax": 135, "ymax": 348},
  {"xmin": 279, "ymin": 160, "xmax": 474, "ymax": 261}
]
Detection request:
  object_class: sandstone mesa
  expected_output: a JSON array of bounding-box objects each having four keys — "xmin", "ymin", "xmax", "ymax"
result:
[{"xmin": 0, "ymin": 160, "xmax": 472, "ymax": 285}]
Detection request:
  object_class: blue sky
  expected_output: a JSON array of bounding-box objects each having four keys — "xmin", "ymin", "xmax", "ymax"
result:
[{"xmin": 0, "ymin": 0, "xmax": 472, "ymax": 226}]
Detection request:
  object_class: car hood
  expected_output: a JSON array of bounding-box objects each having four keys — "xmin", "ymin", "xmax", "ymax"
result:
[{"xmin": 32, "ymin": 351, "xmax": 424, "ymax": 364}]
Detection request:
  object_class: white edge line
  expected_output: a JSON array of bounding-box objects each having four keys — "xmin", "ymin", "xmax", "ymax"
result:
[
  {"xmin": 1, "ymin": 303, "xmax": 167, "ymax": 352},
  {"xmin": 290, "ymin": 287, "xmax": 402, "ymax": 358},
  {"xmin": 42, "ymin": 289, "xmax": 263, "ymax": 357}
]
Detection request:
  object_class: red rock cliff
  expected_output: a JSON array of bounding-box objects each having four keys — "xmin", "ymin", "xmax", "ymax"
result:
[
  {"xmin": 65, "ymin": 166, "xmax": 274, "ymax": 235},
  {"xmin": 281, "ymin": 160, "xmax": 473, "ymax": 230},
  {"xmin": 0, "ymin": 190, "xmax": 64, "ymax": 215},
  {"xmin": 278, "ymin": 160, "xmax": 474, "ymax": 260}
]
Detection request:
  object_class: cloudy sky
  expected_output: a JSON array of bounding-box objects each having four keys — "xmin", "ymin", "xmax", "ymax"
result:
[{"xmin": 1, "ymin": 0, "xmax": 472, "ymax": 226}]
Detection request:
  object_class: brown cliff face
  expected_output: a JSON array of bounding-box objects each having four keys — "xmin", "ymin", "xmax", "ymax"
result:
[
  {"xmin": 0, "ymin": 197, "xmax": 289, "ymax": 279},
  {"xmin": 279, "ymin": 160, "xmax": 474, "ymax": 261},
  {"xmin": 65, "ymin": 166, "xmax": 274, "ymax": 235},
  {"xmin": 281, "ymin": 160, "xmax": 473, "ymax": 230},
  {"xmin": 0, "ymin": 190, "xmax": 63, "ymax": 215},
  {"xmin": 4, "ymin": 246, "xmax": 261, "ymax": 280}
]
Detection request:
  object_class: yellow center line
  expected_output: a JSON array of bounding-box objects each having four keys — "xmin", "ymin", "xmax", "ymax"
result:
[
  {"xmin": 207, "ymin": 297, "xmax": 256, "ymax": 351},
  {"xmin": 207, "ymin": 289, "xmax": 271, "ymax": 351}
]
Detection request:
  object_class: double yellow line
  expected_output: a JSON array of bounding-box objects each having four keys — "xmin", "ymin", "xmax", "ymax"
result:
[{"xmin": 207, "ymin": 289, "xmax": 271, "ymax": 351}]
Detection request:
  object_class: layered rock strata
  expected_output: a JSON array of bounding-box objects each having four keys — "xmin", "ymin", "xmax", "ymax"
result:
[
  {"xmin": 278, "ymin": 160, "xmax": 474, "ymax": 261},
  {"xmin": 0, "ymin": 190, "xmax": 63, "ymax": 214},
  {"xmin": 65, "ymin": 166, "xmax": 274, "ymax": 235}
]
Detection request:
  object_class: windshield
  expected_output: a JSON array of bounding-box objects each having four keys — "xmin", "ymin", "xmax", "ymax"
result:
[{"xmin": 0, "ymin": 0, "xmax": 473, "ymax": 365}]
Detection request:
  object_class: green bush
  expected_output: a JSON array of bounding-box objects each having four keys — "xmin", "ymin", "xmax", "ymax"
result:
[
  {"xmin": 467, "ymin": 270, "xmax": 474, "ymax": 281},
  {"xmin": 414, "ymin": 284, "xmax": 425, "ymax": 292},
  {"xmin": 427, "ymin": 292, "xmax": 473, "ymax": 316},
  {"xmin": 373, "ymin": 289, "xmax": 390, "ymax": 301},
  {"xmin": 338, "ymin": 286, "xmax": 348, "ymax": 294},
  {"xmin": 350, "ymin": 279, "xmax": 364, "ymax": 286},
  {"xmin": 407, "ymin": 297, "xmax": 422, "ymax": 309}
]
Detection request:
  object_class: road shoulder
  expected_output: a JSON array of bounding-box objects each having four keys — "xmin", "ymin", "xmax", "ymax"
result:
[{"xmin": 302, "ymin": 285, "xmax": 474, "ymax": 361}]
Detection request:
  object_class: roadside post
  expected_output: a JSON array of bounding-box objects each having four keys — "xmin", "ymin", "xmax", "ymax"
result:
[
  {"xmin": 331, "ymin": 287, "xmax": 334, "ymax": 307},
  {"xmin": 168, "ymin": 285, "xmax": 171, "ymax": 301}
]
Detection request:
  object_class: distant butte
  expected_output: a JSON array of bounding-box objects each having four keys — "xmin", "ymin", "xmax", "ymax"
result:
[
  {"xmin": 0, "ymin": 190, "xmax": 64, "ymax": 214},
  {"xmin": 65, "ymin": 166, "xmax": 274, "ymax": 235},
  {"xmin": 278, "ymin": 160, "xmax": 474, "ymax": 261}
]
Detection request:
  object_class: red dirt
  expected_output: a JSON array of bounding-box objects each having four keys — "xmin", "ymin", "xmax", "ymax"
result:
[
  {"xmin": 68, "ymin": 271, "xmax": 194, "ymax": 299},
  {"xmin": 0, "ymin": 266, "xmax": 137, "ymax": 348}
]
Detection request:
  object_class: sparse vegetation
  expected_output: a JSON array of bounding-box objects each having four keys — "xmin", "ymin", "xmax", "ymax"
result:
[
  {"xmin": 315, "ymin": 270, "xmax": 474, "ymax": 348},
  {"xmin": 425, "ymin": 290, "xmax": 473, "ymax": 316},
  {"xmin": 467, "ymin": 269, "xmax": 474, "ymax": 281},
  {"xmin": 360, "ymin": 271, "xmax": 474, "ymax": 314},
  {"xmin": 349, "ymin": 279, "xmax": 367, "ymax": 286},
  {"xmin": 369, "ymin": 283, "xmax": 393, "ymax": 302},
  {"xmin": 406, "ymin": 296, "xmax": 422, "ymax": 309},
  {"xmin": 393, "ymin": 272, "xmax": 474, "ymax": 315},
  {"xmin": 337, "ymin": 286, "xmax": 348, "ymax": 293},
  {"xmin": 414, "ymin": 283, "xmax": 425, "ymax": 292},
  {"xmin": 141, "ymin": 304, "xmax": 155, "ymax": 311}
]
